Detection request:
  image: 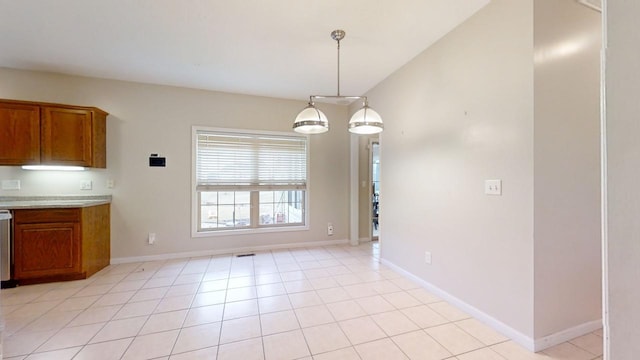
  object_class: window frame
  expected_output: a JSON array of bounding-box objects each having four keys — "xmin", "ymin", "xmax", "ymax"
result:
[{"xmin": 191, "ymin": 126, "xmax": 310, "ymax": 237}]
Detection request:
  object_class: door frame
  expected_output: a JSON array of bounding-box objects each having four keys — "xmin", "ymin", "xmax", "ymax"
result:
[{"xmin": 369, "ymin": 139, "xmax": 379, "ymax": 241}]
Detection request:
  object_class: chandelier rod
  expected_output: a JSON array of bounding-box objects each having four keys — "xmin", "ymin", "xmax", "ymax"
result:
[
  {"xmin": 331, "ymin": 30, "xmax": 346, "ymax": 97},
  {"xmin": 337, "ymin": 34, "xmax": 341, "ymax": 96}
]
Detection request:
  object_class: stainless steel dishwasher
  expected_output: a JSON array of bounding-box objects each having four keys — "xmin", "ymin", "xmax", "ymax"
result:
[{"xmin": 0, "ymin": 209, "xmax": 16, "ymax": 289}]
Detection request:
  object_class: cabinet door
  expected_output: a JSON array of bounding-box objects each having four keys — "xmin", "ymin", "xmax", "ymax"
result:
[
  {"xmin": 13, "ymin": 222, "xmax": 82, "ymax": 279},
  {"xmin": 41, "ymin": 107, "xmax": 93, "ymax": 166},
  {"xmin": 0, "ymin": 102, "xmax": 41, "ymax": 165}
]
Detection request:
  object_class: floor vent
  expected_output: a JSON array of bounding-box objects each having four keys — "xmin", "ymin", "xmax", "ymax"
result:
[{"xmin": 236, "ymin": 253, "xmax": 256, "ymax": 257}]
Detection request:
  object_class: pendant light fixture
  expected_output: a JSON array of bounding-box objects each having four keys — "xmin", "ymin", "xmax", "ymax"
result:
[{"xmin": 293, "ymin": 30, "xmax": 384, "ymax": 135}]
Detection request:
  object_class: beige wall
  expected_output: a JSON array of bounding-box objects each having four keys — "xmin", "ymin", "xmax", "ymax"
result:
[
  {"xmin": 366, "ymin": 0, "xmax": 536, "ymax": 338},
  {"xmin": 0, "ymin": 0, "xmax": 608, "ymax": 349},
  {"xmin": 533, "ymin": 0, "xmax": 602, "ymax": 338},
  {"xmin": 365, "ymin": 0, "xmax": 601, "ymax": 347},
  {"xmin": 604, "ymin": 0, "xmax": 640, "ymax": 357},
  {"xmin": 0, "ymin": 68, "xmax": 351, "ymax": 260}
]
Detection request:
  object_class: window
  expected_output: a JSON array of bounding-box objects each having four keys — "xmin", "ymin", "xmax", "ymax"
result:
[{"xmin": 193, "ymin": 127, "xmax": 308, "ymax": 234}]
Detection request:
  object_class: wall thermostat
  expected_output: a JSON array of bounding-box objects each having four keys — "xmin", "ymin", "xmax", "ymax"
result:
[{"xmin": 149, "ymin": 154, "xmax": 166, "ymax": 167}]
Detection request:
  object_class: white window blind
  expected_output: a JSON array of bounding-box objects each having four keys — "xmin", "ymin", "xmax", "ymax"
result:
[{"xmin": 196, "ymin": 131, "xmax": 307, "ymax": 191}]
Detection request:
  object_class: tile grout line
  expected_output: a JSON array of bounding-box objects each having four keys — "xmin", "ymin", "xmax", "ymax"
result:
[
  {"xmin": 102, "ymin": 260, "xmax": 175, "ymax": 359},
  {"xmin": 1, "ymin": 243, "xmax": 604, "ymax": 360}
]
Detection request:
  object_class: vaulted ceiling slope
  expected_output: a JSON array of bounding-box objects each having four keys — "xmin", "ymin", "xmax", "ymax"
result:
[{"xmin": 0, "ymin": 0, "xmax": 489, "ymax": 100}]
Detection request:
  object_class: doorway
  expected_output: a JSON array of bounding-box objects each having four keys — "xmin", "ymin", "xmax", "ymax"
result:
[{"xmin": 370, "ymin": 140, "xmax": 380, "ymax": 240}]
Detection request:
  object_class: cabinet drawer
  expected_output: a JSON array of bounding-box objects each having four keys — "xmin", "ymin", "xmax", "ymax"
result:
[{"xmin": 14, "ymin": 208, "xmax": 81, "ymax": 224}]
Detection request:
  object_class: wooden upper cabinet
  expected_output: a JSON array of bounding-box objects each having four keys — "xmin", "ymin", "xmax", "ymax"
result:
[
  {"xmin": 0, "ymin": 99, "xmax": 107, "ymax": 168},
  {"xmin": 42, "ymin": 107, "xmax": 94, "ymax": 167},
  {"xmin": 0, "ymin": 102, "xmax": 41, "ymax": 164}
]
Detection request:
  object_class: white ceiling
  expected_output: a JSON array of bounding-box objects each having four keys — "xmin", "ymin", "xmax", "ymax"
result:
[{"xmin": 0, "ymin": 0, "xmax": 489, "ymax": 101}]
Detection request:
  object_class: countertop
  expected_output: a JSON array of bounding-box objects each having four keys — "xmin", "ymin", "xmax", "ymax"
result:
[{"xmin": 0, "ymin": 195, "xmax": 112, "ymax": 210}]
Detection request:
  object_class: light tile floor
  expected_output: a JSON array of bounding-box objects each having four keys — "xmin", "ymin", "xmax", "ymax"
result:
[{"xmin": 0, "ymin": 242, "xmax": 603, "ymax": 360}]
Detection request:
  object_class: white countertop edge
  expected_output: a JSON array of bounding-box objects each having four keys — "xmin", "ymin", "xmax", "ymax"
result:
[{"xmin": 0, "ymin": 196, "xmax": 112, "ymax": 210}]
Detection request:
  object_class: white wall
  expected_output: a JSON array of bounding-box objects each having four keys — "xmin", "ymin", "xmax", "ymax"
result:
[
  {"xmin": 604, "ymin": 0, "xmax": 640, "ymax": 357},
  {"xmin": 366, "ymin": 0, "xmax": 536, "ymax": 338},
  {"xmin": 533, "ymin": 0, "xmax": 602, "ymax": 338},
  {"xmin": 0, "ymin": 68, "xmax": 351, "ymax": 260},
  {"xmin": 365, "ymin": 0, "xmax": 602, "ymax": 347}
]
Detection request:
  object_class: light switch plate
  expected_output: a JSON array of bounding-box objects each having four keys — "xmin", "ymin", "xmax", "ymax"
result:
[
  {"xmin": 1, "ymin": 180, "xmax": 21, "ymax": 190},
  {"xmin": 485, "ymin": 179, "xmax": 502, "ymax": 195}
]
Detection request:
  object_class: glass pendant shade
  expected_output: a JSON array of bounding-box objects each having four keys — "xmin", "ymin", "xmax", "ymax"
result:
[
  {"xmin": 348, "ymin": 105, "xmax": 384, "ymax": 135},
  {"xmin": 293, "ymin": 103, "xmax": 329, "ymax": 134},
  {"xmin": 293, "ymin": 30, "xmax": 384, "ymax": 135}
]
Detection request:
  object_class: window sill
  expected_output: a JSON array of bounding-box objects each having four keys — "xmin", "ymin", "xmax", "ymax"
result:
[{"xmin": 192, "ymin": 224, "xmax": 309, "ymax": 238}]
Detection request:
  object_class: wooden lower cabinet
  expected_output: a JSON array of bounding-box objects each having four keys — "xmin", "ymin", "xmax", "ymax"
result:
[
  {"xmin": 14, "ymin": 220, "xmax": 81, "ymax": 280},
  {"xmin": 13, "ymin": 204, "xmax": 110, "ymax": 284}
]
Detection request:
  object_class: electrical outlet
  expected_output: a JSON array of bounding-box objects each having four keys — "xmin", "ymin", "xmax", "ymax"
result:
[
  {"xmin": 148, "ymin": 233, "xmax": 156, "ymax": 245},
  {"xmin": 1, "ymin": 180, "xmax": 21, "ymax": 190},
  {"xmin": 327, "ymin": 223, "xmax": 334, "ymax": 236},
  {"xmin": 106, "ymin": 179, "xmax": 115, "ymax": 189},
  {"xmin": 425, "ymin": 251, "xmax": 432, "ymax": 265},
  {"xmin": 80, "ymin": 180, "xmax": 93, "ymax": 190}
]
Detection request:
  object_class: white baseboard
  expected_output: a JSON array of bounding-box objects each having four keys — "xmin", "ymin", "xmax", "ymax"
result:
[
  {"xmin": 534, "ymin": 319, "xmax": 603, "ymax": 351},
  {"xmin": 380, "ymin": 258, "xmax": 602, "ymax": 352},
  {"xmin": 111, "ymin": 238, "xmax": 350, "ymax": 264}
]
